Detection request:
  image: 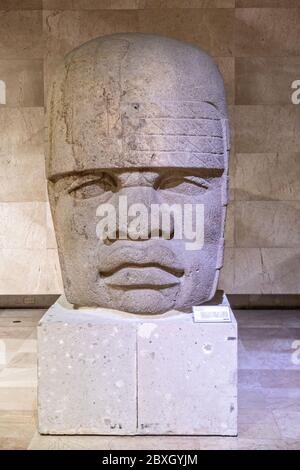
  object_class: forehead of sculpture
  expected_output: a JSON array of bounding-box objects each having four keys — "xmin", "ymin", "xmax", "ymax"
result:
[{"xmin": 47, "ymin": 33, "xmax": 228, "ymax": 178}]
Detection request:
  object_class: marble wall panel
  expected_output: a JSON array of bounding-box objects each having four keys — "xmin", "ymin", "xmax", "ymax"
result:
[
  {"xmin": 225, "ymin": 203, "xmax": 235, "ymax": 248},
  {"xmin": 46, "ymin": 249, "xmax": 63, "ymax": 293},
  {"xmin": 236, "ymin": 58, "xmax": 300, "ymax": 105},
  {"xmin": 137, "ymin": 8, "xmax": 234, "ymax": 56},
  {"xmin": 235, "ymin": 8, "xmax": 300, "ymax": 57},
  {"xmin": 0, "ymin": 60, "xmax": 44, "ymax": 107},
  {"xmin": 0, "ymin": 108, "xmax": 46, "ymax": 202},
  {"xmin": 218, "ymin": 247, "xmax": 235, "ymax": 293},
  {"xmin": 0, "ymin": 249, "xmax": 47, "ymax": 294},
  {"xmin": 235, "ymin": 201, "xmax": 300, "ymax": 248},
  {"xmin": 215, "ymin": 57, "xmax": 235, "ymax": 105},
  {"xmin": 233, "ymin": 153, "xmax": 300, "ymax": 201},
  {"xmin": 43, "ymin": 9, "xmax": 139, "ymax": 58},
  {"xmin": 43, "ymin": 1, "xmax": 235, "ymax": 10},
  {"xmin": 0, "ymin": 202, "xmax": 46, "ymax": 250},
  {"xmin": 0, "ymin": 10, "xmax": 43, "ymax": 59},
  {"xmin": 46, "ymin": 204, "xmax": 56, "ymax": 250},
  {"xmin": 43, "ymin": 0, "xmax": 140, "ymax": 8},
  {"xmin": 219, "ymin": 248, "xmax": 300, "ymax": 294},
  {"xmin": 236, "ymin": 1, "xmax": 300, "ymax": 7},
  {"xmin": 43, "ymin": 8, "xmax": 234, "ymax": 58},
  {"xmin": 259, "ymin": 249, "xmax": 300, "ymax": 294},
  {"xmin": 0, "ymin": 1, "xmax": 42, "ymax": 8},
  {"xmin": 234, "ymin": 106, "xmax": 300, "ymax": 153}
]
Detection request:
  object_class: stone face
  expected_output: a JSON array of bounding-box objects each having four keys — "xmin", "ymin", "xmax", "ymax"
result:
[
  {"xmin": 0, "ymin": 2, "xmax": 299, "ymax": 303},
  {"xmin": 38, "ymin": 293, "xmax": 237, "ymax": 435},
  {"xmin": 46, "ymin": 33, "xmax": 230, "ymax": 314}
]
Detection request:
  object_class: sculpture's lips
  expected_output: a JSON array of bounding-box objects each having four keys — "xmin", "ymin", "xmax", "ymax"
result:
[
  {"xmin": 100, "ymin": 264, "xmax": 183, "ymax": 289},
  {"xmin": 98, "ymin": 243, "xmax": 184, "ymax": 274}
]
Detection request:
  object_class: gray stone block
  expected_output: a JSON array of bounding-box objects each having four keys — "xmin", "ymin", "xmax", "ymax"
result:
[
  {"xmin": 38, "ymin": 293, "xmax": 237, "ymax": 435},
  {"xmin": 38, "ymin": 300, "xmax": 137, "ymax": 434},
  {"xmin": 137, "ymin": 313, "xmax": 237, "ymax": 435}
]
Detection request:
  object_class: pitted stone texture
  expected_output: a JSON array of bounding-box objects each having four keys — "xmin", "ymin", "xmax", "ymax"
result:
[
  {"xmin": 137, "ymin": 311, "xmax": 237, "ymax": 435},
  {"xmin": 38, "ymin": 299, "xmax": 137, "ymax": 434},
  {"xmin": 46, "ymin": 33, "xmax": 230, "ymax": 314},
  {"xmin": 38, "ymin": 293, "xmax": 237, "ymax": 435}
]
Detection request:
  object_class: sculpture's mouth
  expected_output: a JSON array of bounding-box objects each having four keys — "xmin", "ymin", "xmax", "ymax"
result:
[{"xmin": 99, "ymin": 263, "xmax": 184, "ymax": 289}]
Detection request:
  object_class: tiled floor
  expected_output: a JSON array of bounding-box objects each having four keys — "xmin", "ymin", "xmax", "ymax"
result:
[{"xmin": 0, "ymin": 308, "xmax": 299, "ymax": 450}]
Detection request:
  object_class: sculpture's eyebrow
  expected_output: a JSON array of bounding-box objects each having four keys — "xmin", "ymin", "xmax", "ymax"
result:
[
  {"xmin": 180, "ymin": 176, "xmax": 210, "ymax": 187},
  {"xmin": 155, "ymin": 174, "xmax": 214, "ymax": 191},
  {"xmin": 47, "ymin": 169, "xmax": 115, "ymax": 183},
  {"xmin": 158, "ymin": 168, "xmax": 224, "ymax": 178},
  {"xmin": 67, "ymin": 173, "xmax": 106, "ymax": 192},
  {"xmin": 48, "ymin": 167, "xmax": 224, "ymax": 184}
]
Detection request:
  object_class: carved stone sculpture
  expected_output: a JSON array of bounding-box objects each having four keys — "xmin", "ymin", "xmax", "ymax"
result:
[{"xmin": 46, "ymin": 33, "xmax": 229, "ymax": 315}]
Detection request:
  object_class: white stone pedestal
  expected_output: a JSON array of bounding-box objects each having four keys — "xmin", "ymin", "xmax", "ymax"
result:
[{"xmin": 37, "ymin": 292, "xmax": 237, "ymax": 435}]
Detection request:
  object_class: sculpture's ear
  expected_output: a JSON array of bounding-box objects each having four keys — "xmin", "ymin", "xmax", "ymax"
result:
[
  {"xmin": 221, "ymin": 118, "xmax": 230, "ymax": 175},
  {"xmin": 47, "ymin": 179, "xmax": 58, "ymax": 208},
  {"xmin": 222, "ymin": 118, "xmax": 230, "ymax": 152}
]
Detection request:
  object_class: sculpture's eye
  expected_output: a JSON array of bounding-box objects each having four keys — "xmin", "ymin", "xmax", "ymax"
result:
[
  {"xmin": 68, "ymin": 173, "xmax": 117, "ymax": 199},
  {"xmin": 157, "ymin": 175, "xmax": 210, "ymax": 195}
]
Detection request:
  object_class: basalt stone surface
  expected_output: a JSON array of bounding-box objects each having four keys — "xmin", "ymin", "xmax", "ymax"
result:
[
  {"xmin": 46, "ymin": 33, "xmax": 230, "ymax": 314},
  {"xmin": 38, "ymin": 293, "xmax": 237, "ymax": 435}
]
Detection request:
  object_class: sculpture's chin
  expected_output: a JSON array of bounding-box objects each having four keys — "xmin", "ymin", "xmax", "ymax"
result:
[
  {"xmin": 108, "ymin": 286, "xmax": 180, "ymax": 315},
  {"xmin": 110, "ymin": 288, "xmax": 178, "ymax": 315},
  {"xmin": 66, "ymin": 285, "xmax": 180, "ymax": 315}
]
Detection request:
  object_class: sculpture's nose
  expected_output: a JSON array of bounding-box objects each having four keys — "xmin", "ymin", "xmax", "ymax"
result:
[
  {"xmin": 124, "ymin": 186, "xmax": 156, "ymax": 208},
  {"xmin": 117, "ymin": 186, "xmax": 159, "ymax": 241}
]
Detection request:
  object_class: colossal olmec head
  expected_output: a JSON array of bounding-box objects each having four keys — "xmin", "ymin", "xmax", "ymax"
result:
[{"xmin": 46, "ymin": 33, "xmax": 230, "ymax": 315}]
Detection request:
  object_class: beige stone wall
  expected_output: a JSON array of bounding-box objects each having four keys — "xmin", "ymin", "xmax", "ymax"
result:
[{"xmin": 0, "ymin": 0, "xmax": 299, "ymax": 296}]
